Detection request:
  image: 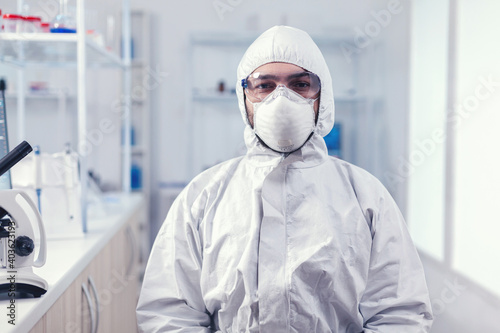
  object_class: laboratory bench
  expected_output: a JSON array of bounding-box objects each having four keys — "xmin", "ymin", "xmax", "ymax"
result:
[{"xmin": 0, "ymin": 192, "xmax": 146, "ymax": 333}]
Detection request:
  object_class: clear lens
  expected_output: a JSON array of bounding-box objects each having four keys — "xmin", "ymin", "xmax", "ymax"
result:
[{"xmin": 244, "ymin": 71, "xmax": 320, "ymax": 101}]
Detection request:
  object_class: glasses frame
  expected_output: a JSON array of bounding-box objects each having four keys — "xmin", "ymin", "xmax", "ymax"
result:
[{"xmin": 242, "ymin": 71, "xmax": 321, "ymax": 102}]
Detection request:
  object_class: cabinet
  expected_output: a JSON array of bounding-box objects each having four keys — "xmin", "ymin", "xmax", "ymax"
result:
[
  {"xmin": 0, "ymin": 0, "xmax": 135, "ymax": 233},
  {"xmin": 29, "ymin": 205, "xmax": 144, "ymax": 333}
]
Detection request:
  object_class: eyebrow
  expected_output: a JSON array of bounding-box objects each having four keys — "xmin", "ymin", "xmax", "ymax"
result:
[{"xmin": 251, "ymin": 72, "xmax": 311, "ymax": 80}]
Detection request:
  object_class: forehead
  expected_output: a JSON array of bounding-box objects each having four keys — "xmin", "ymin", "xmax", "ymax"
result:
[{"xmin": 252, "ymin": 62, "xmax": 306, "ymax": 75}]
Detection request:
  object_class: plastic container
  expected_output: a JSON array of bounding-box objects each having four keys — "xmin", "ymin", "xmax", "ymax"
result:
[
  {"xmin": 131, "ymin": 163, "xmax": 142, "ymax": 190},
  {"xmin": 87, "ymin": 29, "xmax": 105, "ymax": 47},
  {"xmin": 23, "ymin": 16, "xmax": 41, "ymax": 33},
  {"xmin": 323, "ymin": 123, "xmax": 342, "ymax": 158},
  {"xmin": 3, "ymin": 14, "xmax": 23, "ymax": 33},
  {"xmin": 121, "ymin": 126, "xmax": 136, "ymax": 146},
  {"xmin": 40, "ymin": 22, "xmax": 50, "ymax": 33}
]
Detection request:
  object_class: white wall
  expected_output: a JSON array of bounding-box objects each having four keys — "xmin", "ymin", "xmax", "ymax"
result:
[
  {"xmin": 408, "ymin": 0, "xmax": 448, "ymax": 262},
  {"xmin": 408, "ymin": 0, "xmax": 500, "ymax": 331},
  {"xmin": 453, "ymin": 0, "xmax": 500, "ymax": 300}
]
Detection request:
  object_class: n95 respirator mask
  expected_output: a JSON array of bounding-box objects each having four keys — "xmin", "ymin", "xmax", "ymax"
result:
[{"xmin": 248, "ymin": 85, "xmax": 317, "ymax": 153}]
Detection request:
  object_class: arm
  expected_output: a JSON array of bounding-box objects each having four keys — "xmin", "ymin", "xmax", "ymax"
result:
[
  {"xmin": 359, "ymin": 187, "xmax": 433, "ymax": 332},
  {"xmin": 136, "ymin": 191, "xmax": 212, "ymax": 333}
]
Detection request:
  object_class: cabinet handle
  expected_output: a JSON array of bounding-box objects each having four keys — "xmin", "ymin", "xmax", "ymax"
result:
[
  {"xmin": 126, "ymin": 225, "xmax": 137, "ymax": 277},
  {"xmin": 82, "ymin": 283, "xmax": 95, "ymax": 333},
  {"xmin": 88, "ymin": 276, "xmax": 100, "ymax": 333}
]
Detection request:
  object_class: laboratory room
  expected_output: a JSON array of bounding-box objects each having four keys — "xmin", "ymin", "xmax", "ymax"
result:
[{"xmin": 0, "ymin": 0, "xmax": 498, "ymax": 332}]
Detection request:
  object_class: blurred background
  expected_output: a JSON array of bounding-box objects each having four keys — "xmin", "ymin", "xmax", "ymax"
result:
[{"xmin": 0, "ymin": 0, "xmax": 499, "ymax": 331}]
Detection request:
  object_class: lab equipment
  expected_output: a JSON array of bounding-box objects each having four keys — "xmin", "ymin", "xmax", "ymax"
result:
[
  {"xmin": 40, "ymin": 22, "xmax": 50, "ymax": 33},
  {"xmin": 131, "ymin": 163, "xmax": 142, "ymax": 190},
  {"xmin": 23, "ymin": 16, "xmax": 42, "ymax": 33},
  {"xmin": 0, "ymin": 78, "xmax": 17, "ymax": 190},
  {"xmin": 0, "ymin": 141, "xmax": 33, "ymax": 177},
  {"xmin": 10, "ymin": 146, "xmax": 82, "ymax": 238},
  {"xmin": 121, "ymin": 125, "xmax": 136, "ymax": 146},
  {"xmin": 323, "ymin": 123, "xmax": 342, "ymax": 158},
  {"xmin": 63, "ymin": 144, "xmax": 76, "ymax": 221},
  {"xmin": 0, "ymin": 189, "xmax": 48, "ymax": 298},
  {"xmin": 0, "ymin": 141, "xmax": 47, "ymax": 298},
  {"xmin": 2, "ymin": 14, "xmax": 23, "ymax": 33},
  {"xmin": 50, "ymin": 0, "xmax": 76, "ymax": 33},
  {"xmin": 34, "ymin": 146, "xmax": 42, "ymax": 213},
  {"xmin": 218, "ymin": 80, "xmax": 225, "ymax": 93}
]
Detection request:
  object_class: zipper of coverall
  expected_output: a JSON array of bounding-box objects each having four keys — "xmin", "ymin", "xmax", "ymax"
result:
[{"xmin": 283, "ymin": 156, "xmax": 291, "ymax": 333}]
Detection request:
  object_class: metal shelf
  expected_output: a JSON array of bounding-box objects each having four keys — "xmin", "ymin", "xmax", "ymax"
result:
[
  {"xmin": 189, "ymin": 32, "xmax": 353, "ymax": 47},
  {"xmin": 121, "ymin": 145, "xmax": 148, "ymax": 155},
  {"xmin": 0, "ymin": 32, "xmax": 77, "ymax": 42},
  {"xmin": 0, "ymin": 0, "xmax": 133, "ymax": 234},
  {"xmin": 335, "ymin": 94, "xmax": 367, "ymax": 103},
  {"xmin": 192, "ymin": 92, "xmax": 237, "ymax": 103},
  {"xmin": 6, "ymin": 92, "xmax": 76, "ymax": 100},
  {"xmin": 0, "ymin": 33, "xmax": 124, "ymax": 68}
]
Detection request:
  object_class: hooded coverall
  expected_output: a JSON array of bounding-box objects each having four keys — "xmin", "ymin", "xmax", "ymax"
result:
[{"xmin": 136, "ymin": 25, "xmax": 433, "ymax": 333}]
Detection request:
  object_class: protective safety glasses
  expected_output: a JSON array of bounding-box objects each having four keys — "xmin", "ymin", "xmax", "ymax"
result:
[{"xmin": 242, "ymin": 71, "xmax": 320, "ymax": 102}]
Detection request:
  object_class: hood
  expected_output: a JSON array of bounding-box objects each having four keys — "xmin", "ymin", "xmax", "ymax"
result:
[{"xmin": 236, "ymin": 25, "xmax": 335, "ymax": 157}]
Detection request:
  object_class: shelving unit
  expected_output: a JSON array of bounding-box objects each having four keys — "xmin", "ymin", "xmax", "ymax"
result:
[
  {"xmin": 0, "ymin": 33, "xmax": 125, "ymax": 67},
  {"xmin": 5, "ymin": 89, "xmax": 74, "ymax": 151},
  {"xmin": 127, "ymin": 9, "xmax": 151, "ymax": 216},
  {"xmin": 5, "ymin": 91, "xmax": 75, "ymax": 100},
  {"xmin": 0, "ymin": 0, "xmax": 134, "ymax": 233}
]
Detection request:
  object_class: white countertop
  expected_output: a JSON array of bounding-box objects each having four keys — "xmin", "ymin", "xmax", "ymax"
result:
[{"xmin": 0, "ymin": 192, "xmax": 144, "ymax": 333}]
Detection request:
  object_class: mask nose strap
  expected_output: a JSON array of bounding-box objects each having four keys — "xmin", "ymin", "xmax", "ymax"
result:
[
  {"xmin": 274, "ymin": 85, "xmax": 318, "ymax": 103},
  {"xmin": 272, "ymin": 84, "xmax": 287, "ymax": 97}
]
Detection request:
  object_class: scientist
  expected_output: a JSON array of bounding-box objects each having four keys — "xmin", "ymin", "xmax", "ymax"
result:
[{"xmin": 136, "ymin": 25, "xmax": 433, "ymax": 332}]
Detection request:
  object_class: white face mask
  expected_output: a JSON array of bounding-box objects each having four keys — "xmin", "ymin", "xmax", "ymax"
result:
[{"xmin": 249, "ymin": 85, "xmax": 317, "ymax": 153}]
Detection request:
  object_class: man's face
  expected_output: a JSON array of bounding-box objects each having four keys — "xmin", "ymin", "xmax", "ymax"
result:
[{"xmin": 244, "ymin": 62, "xmax": 320, "ymax": 128}]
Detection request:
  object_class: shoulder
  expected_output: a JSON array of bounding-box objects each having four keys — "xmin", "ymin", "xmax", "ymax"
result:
[
  {"xmin": 160, "ymin": 156, "xmax": 245, "ymax": 231},
  {"xmin": 189, "ymin": 156, "xmax": 244, "ymax": 190},
  {"xmin": 327, "ymin": 156, "xmax": 388, "ymax": 195},
  {"xmin": 325, "ymin": 157, "xmax": 399, "ymax": 226},
  {"xmin": 175, "ymin": 156, "xmax": 244, "ymax": 207}
]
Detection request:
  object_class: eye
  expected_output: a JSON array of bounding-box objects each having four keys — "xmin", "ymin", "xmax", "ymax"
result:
[
  {"xmin": 290, "ymin": 80, "xmax": 311, "ymax": 91},
  {"xmin": 256, "ymin": 83, "xmax": 274, "ymax": 89},
  {"xmin": 253, "ymin": 80, "xmax": 276, "ymax": 91}
]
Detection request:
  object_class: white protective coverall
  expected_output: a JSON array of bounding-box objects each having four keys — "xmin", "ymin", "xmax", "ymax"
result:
[{"xmin": 137, "ymin": 26, "xmax": 433, "ymax": 333}]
